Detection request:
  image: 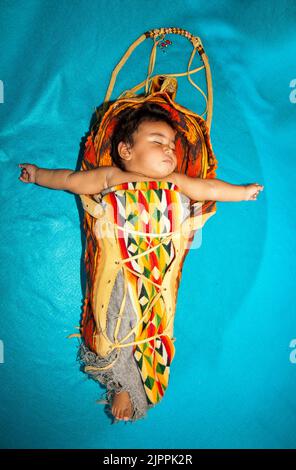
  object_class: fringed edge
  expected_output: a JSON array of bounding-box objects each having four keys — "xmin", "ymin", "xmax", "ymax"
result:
[{"xmin": 76, "ymin": 341, "xmax": 154, "ymax": 423}]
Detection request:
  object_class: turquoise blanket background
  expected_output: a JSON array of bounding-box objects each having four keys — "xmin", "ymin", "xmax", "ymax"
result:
[{"xmin": 0, "ymin": 0, "xmax": 296, "ymax": 449}]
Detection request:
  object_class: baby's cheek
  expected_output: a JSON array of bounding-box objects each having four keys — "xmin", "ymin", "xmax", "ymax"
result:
[{"xmin": 143, "ymin": 154, "xmax": 156, "ymax": 167}]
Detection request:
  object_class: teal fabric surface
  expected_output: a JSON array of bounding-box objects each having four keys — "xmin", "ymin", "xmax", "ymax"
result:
[{"xmin": 1, "ymin": 0, "xmax": 296, "ymax": 449}]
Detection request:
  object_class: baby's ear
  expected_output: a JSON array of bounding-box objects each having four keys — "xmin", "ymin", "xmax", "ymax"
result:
[{"xmin": 118, "ymin": 141, "xmax": 132, "ymax": 160}]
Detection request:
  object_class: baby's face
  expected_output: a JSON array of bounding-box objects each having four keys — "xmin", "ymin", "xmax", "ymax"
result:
[{"xmin": 118, "ymin": 120, "xmax": 177, "ymax": 178}]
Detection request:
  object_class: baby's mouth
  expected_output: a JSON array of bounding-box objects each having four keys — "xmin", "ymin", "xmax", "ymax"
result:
[{"xmin": 162, "ymin": 157, "xmax": 173, "ymax": 164}]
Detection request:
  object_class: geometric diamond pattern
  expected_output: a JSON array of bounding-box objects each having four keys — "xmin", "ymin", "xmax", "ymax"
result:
[{"xmin": 112, "ymin": 183, "xmax": 182, "ymax": 404}]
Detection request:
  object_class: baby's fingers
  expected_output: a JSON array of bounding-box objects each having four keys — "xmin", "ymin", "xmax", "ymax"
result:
[
  {"xmin": 19, "ymin": 173, "xmax": 29, "ymax": 182},
  {"xmin": 18, "ymin": 176, "xmax": 30, "ymax": 183},
  {"xmin": 19, "ymin": 169, "xmax": 31, "ymax": 183}
]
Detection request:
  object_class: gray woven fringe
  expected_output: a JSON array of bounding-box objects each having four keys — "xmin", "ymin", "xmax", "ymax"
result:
[{"xmin": 77, "ymin": 269, "xmax": 157, "ymax": 422}]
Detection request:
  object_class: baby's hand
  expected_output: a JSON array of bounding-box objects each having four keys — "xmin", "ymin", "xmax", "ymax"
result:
[
  {"xmin": 244, "ymin": 183, "xmax": 264, "ymax": 200},
  {"xmin": 18, "ymin": 163, "xmax": 38, "ymax": 184}
]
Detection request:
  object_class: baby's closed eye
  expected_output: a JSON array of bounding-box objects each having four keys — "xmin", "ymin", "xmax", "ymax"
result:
[{"xmin": 154, "ymin": 141, "xmax": 175, "ymax": 151}]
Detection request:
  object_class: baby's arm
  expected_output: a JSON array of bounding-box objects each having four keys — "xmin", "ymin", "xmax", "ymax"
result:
[
  {"xmin": 65, "ymin": 167, "xmax": 112, "ymax": 194},
  {"xmin": 175, "ymin": 173, "xmax": 264, "ymax": 202},
  {"xmin": 18, "ymin": 163, "xmax": 112, "ymax": 195}
]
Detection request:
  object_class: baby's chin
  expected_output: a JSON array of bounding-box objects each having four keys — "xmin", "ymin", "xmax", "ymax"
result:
[
  {"xmin": 146, "ymin": 171, "xmax": 175, "ymax": 179},
  {"xmin": 146, "ymin": 166, "xmax": 176, "ymax": 179}
]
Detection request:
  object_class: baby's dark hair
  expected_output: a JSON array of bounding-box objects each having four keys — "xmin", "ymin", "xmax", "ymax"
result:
[{"xmin": 110, "ymin": 102, "xmax": 178, "ymax": 171}]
